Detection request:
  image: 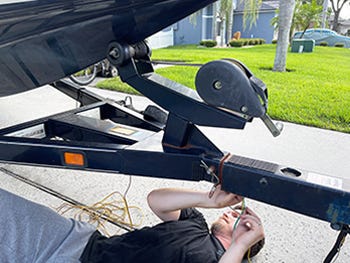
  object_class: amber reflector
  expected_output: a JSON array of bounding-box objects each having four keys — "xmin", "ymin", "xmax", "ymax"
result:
[{"xmin": 64, "ymin": 152, "xmax": 84, "ymax": 166}]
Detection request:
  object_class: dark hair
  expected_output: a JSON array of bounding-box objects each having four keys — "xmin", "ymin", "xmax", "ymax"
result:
[{"xmin": 243, "ymin": 238, "xmax": 265, "ymax": 259}]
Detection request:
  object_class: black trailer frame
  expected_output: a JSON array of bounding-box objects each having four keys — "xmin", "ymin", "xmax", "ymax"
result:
[{"xmin": 1, "ymin": 52, "xmax": 349, "ymax": 230}]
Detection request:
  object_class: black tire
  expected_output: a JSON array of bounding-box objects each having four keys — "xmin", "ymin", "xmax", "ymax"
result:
[{"xmin": 69, "ymin": 64, "xmax": 97, "ymax": 85}]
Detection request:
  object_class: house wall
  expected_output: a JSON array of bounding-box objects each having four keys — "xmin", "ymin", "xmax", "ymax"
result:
[
  {"xmin": 232, "ymin": 12, "xmax": 276, "ymax": 43},
  {"xmin": 338, "ymin": 21, "xmax": 350, "ymax": 36},
  {"xmin": 173, "ymin": 13, "xmax": 203, "ymax": 45},
  {"xmin": 148, "ymin": 27, "xmax": 174, "ymax": 50},
  {"xmin": 173, "ymin": 5, "xmax": 215, "ymax": 45},
  {"xmin": 171, "ymin": 5, "xmax": 277, "ymax": 46}
]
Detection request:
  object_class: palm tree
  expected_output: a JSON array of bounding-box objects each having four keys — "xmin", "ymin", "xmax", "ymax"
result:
[
  {"xmin": 296, "ymin": 0, "xmax": 323, "ymax": 38},
  {"xmin": 226, "ymin": 0, "xmax": 235, "ymax": 42},
  {"xmin": 191, "ymin": 0, "xmax": 261, "ymax": 45},
  {"xmin": 271, "ymin": 0, "xmax": 323, "ymax": 40},
  {"xmin": 217, "ymin": 0, "xmax": 235, "ymax": 45},
  {"xmin": 212, "ymin": 3, "xmax": 218, "ymax": 42},
  {"xmin": 242, "ymin": 0, "xmax": 263, "ymax": 29},
  {"xmin": 273, "ymin": 0, "xmax": 296, "ymax": 72},
  {"xmin": 190, "ymin": 0, "xmax": 294, "ymax": 73}
]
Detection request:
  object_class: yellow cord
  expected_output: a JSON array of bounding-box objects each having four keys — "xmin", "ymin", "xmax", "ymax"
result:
[
  {"xmin": 57, "ymin": 191, "xmax": 144, "ymax": 236},
  {"xmin": 247, "ymin": 247, "xmax": 252, "ymax": 263}
]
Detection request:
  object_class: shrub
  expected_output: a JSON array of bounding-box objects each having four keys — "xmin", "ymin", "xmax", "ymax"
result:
[
  {"xmin": 230, "ymin": 38, "xmax": 265, "ymax": 46},
  {"xmin": 334, "ymin": 42, "xmax": 345, "ymax": 48},
  {"xmin": 199, "ymin": 40, "xmax": 217, "ymax": 48},
  {"xmin": 248, "ymin": 39, "xmax": 256, "ymax": 45},
  {"xmin": 319, "ymin": 41, "xmax": 328, "ymax": 46},
  {"xmin": 229, "ymin": 40, "xmax": 244, "ymax": 47},
  {"xmin": 272, "ymin": 39, "xmax": 278, "ymax": 44},
  {"xmin": 242, "ymin": 39, "xmax": 249, "ymax": 45}
]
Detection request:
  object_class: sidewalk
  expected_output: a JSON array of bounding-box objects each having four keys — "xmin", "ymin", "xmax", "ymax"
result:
[{"xmin": 0, "ymin": 83, "xmax": 349, "ymax": 262}]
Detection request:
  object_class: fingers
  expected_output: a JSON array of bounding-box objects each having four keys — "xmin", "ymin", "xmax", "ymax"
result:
[
  {"xmin": 215, "ymin": 184, "xmax": 222, "ymax": 191},
  {"xmin": 233, "ymin": 205, "xmax": 261, "ymax": 221},
  {"xmin": 239, "ymin": 214, "xmax": 263, "ymax": 232},
  {"xmin": 243, "ymin": 206, "xmax": 259, "ymax": 218},
  {"xmin": 211, "ymin": 184, "xmax": 243, "ymax": 208}
]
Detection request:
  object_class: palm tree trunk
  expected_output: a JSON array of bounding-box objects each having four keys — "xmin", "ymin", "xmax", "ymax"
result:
[
  {"xmin": 273, "ymin": 0, "xmax": 296, "ymax": 72},
  {"xmin": 212, "ymin": 3, "xmax": 217, "ymax": 41},
  {"xmin": 226, "ymin": 0, "xmax": 235, "ymax": 43},
  {"xmin": 321, "ymin": 0, "xmax": 328, "ymax": 28}
]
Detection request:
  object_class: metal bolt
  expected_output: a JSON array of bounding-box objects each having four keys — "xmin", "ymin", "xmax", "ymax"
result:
[
  {"xmin": 109, "ymin": 48, "xmax": 120, "ymax": 60},
  {"xmin": 213, "ymin": 81, "xmax": 222, "ymax": 90},
  {"xmin": 241, "ymin": 105, "xmax": 248, "ymax": 113}
]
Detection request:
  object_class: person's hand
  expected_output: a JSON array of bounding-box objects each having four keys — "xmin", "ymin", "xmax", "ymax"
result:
[
  {"xmin": 232, "ymin": 207, "xmax": 264, "ymax": 250},
  {"xmin": 209, "ymin": 184, "xmax": 243, "ymax": 208},
  {"xmin": 218, "ymin": 207, "xmax": 264, "ymax": 263}
]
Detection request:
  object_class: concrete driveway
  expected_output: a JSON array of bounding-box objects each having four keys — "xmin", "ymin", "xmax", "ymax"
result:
[{"xmin": 0, "ymin": 83, "xmax": 349, "ymax": 262}]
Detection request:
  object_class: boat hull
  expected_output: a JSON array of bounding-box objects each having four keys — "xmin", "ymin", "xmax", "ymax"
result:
[{"xmin": 0, "ymin": 0, "xmax": 215, "ymax": 96}]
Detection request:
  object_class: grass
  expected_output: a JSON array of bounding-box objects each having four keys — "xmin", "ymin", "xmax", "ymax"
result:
[{"xmin": 97, "ymin": 44, "xmax": 350, "ymax": 133}]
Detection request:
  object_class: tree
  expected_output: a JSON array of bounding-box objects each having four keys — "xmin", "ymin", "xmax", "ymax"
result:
[
  {"xmin": 273, "ymin": 0, "xmax": 296, "ymax": 72},
  {"xmin": 192, "ymin": 0, "xmax": 262, "ymax": 45},
  {"xmin": 189, "ymin": 0, "xmax": 232, "ymax": 45},
  {"xmin": 238, "ymin": 0, "xmax": 295, "ymax": 72},
  {"xmin": 242, "ymin": 0, "xmax": 263, "ymax": 30},
  {"xmin": 212, "ymin": 3, "xmax": 218, "ymax": 42},
  {"xmin": 213, "ymin": 0, "xmax": 234, "ymax": 45},
  {"xmin": 224, "ymin": 0, "xmax": 235, "ymax": 42},
  {"xmin": 329, "ymin": 0, "xmax": 350, "ymax": 32},
  {"xmin": 294, "ymin": 0, "xmax": 323, "ymax": 38},
  {"xmin": 216, "ymin": 0, "xmax": 235, "ymax": 45},
  {"xmin": 271, "ymin": 0, "xmax": 323, "ymax": 41},
  {"xmin": 219, "ymin": 0, "xmax": 262, "ymax": 44}
]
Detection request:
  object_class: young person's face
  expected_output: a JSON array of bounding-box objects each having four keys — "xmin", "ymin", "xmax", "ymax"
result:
[{"xmin": 211, "ymin": 210, "xmax": 240, "ymax": 237}]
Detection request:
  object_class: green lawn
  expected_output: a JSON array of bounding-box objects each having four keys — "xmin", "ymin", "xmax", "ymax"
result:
[{"xmin": 97, "ymin": 44, "xmax": 350, "ymax": 133}]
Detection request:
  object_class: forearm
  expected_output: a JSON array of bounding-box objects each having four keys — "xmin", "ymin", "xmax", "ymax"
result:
[
  {"xmin": 147, "ymin": 188, "xmax": 214, "ymax": 221},
  {"xmin": 218, "ymin": 243, "xmax": 246, "ymax": 263}
]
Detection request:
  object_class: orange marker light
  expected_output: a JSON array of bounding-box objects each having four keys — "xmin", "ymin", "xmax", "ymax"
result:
[{"xmin": 64, "ymin": 152, "xmax": 85, "ymax": 166}]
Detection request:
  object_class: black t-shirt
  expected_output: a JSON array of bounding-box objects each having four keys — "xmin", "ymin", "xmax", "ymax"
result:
[{"xmin": 80, "ymin": 208, "xmax": 225, "ymax": 263}]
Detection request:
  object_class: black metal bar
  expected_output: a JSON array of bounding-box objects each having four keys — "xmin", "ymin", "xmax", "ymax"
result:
[
  {"xmin": 118, "ymin": 60, "xmax": 248, "ymax": 129},
  {"xmin": 1, "ymin": 128, "xmax": 350, "ymax": 226},
  {"xmin": 0, "ymin": 101, "xmax": 106, "ymax": 135},
  {"xmin": 52, "ymin": 80, "xmax": 105, "ymax": 106},
  {"xmin": 214, "ymin": 154, "xmax": 350, "ymax": 225},
  {"xmin": 0, "ymin": 136, "xmax": 206, "ymax": 182}
]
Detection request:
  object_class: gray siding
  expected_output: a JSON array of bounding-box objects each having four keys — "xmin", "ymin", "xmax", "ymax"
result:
[
  {"xmin": 173, "ymin": 14, "xmax": 202, "ymax": 45},
  {"xmin": 233, "ymin": 12, "xmax": 275, "ymax": 43},
  {"xmin": 172, "ymin": 4, "xmax": 277, "ymax": 46},
  {"xmin": 173, "ymin": 5, "xmax": 215, "ymax": 45}
]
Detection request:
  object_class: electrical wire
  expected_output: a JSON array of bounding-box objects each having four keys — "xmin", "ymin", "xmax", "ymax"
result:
[
  {"xmin": 57, "ymin": 190, "xmax": 144, "ymax": 236},
  {"xmin": 231, "ymin": 198, "xmax": 252, "ymax": 263},
  {"xmin": 247, "ymin": 247, "xmax": 252, "ymax": 263},
  {"xmin": 57, "ymin": 175, "xmax": 144, "ymax": 236},
  {"xmin": 0, "ymin": 167, "xmax": 143, "ymax": 234},
  {"xmin": 330, "ymin": 236, "xmax": 346, "ymax": 263},
  {"xmin": 232, "ymin": 198, "xmax": 246, "ymax": 230}
]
